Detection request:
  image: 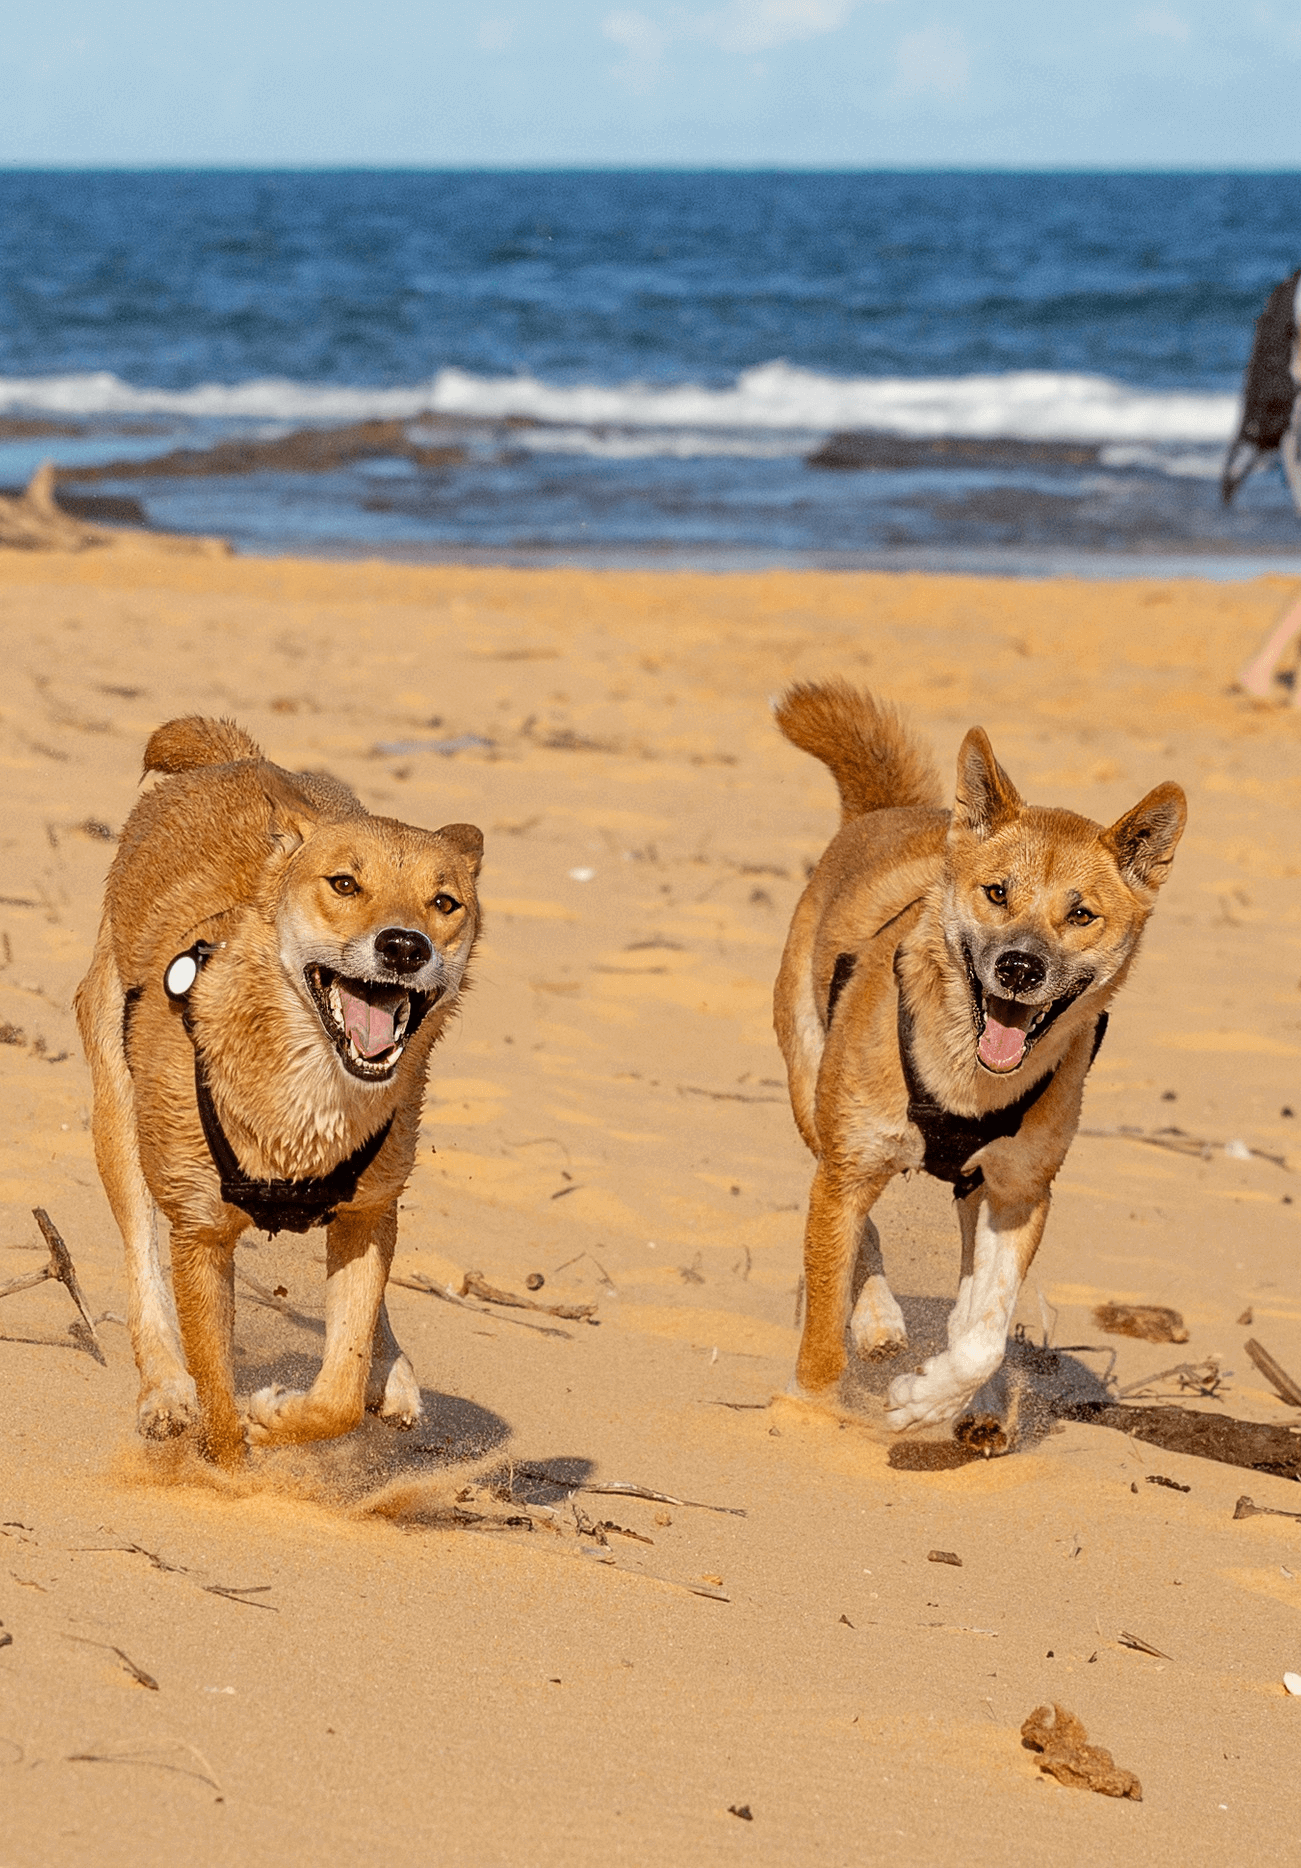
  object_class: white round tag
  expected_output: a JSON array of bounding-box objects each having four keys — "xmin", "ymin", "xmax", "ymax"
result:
[{"xmin": 166, "ymin": 953, "xmax": 199, "ymax": 997}]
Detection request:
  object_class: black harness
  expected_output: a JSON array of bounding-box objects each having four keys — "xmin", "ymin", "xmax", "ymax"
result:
[
  {"xmin": 165, "ymin": 942, "xmax": 393, "ymax": 1236},
  {"xmin": 825, "ymin": 940, "xmax": 1106, "ymax": 1202}
]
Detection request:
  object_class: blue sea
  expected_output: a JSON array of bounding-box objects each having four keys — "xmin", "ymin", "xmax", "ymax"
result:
[{"xmin": 2, "ymin": 169, "xmax": 1300, "ymax": 571}]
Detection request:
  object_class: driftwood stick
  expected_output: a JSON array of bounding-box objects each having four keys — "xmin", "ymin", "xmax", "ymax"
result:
[
  {"xmin": 0, "ymin": 1266, "xmax": 55, "ymax": 1300},
  {"xmin": 460, "ymin": 1269, "xmax": 596, "ymax": 1323},
  {"xmin": 1244, "ymin": 1338, "xmax": 1301, "ymax": 1408},
  {"xmin": 1233, "ymin": 1494, "xmax": 1301, "ymax": 1523},
  {"xmin": 32, "ymin": 1208, "xmax": 100, "ymax": 1346},
  {"xmin": 389, "ymin": 1273, "xmax": 572, "ymax": 1339}
]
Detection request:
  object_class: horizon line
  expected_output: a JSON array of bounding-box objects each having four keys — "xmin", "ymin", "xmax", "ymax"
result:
[{"xmin": 3, "ymin": 161, "xmax": 1301, "ymax": 177}]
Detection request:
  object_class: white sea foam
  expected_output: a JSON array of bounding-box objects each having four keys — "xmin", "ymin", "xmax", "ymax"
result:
[{"xmin": 0, "ymin": 361, "xmax": 1240, "ymax": 448}]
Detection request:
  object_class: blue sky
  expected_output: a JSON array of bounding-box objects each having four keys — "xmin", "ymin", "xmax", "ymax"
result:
[{"xmin": 3, "ymin": 1, "xmax": 1300, "ymax": 168}]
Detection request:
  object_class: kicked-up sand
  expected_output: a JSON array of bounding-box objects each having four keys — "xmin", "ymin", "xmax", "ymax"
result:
[{"xmin": 1, "ymin": 549, "xmax": 1301, "ymax": 1864}]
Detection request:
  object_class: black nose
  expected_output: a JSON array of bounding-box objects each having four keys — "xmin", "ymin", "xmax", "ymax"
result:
[
  {"xmin": 374, "ymin": 927, "xmax": 433, "ymax": 975},
  {"xmin": 993, "ymin": 949, "xmax": 1046, "ymax": 996}
]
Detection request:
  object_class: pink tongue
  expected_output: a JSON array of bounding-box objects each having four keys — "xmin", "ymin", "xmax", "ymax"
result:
[
  {"xmin": 339, "ymin": 986, "xmax": 399, "ymax": 1059},
  {"xmin": 978, "ymin": 1009, "xmax": 1028, "ymax": 1072}
]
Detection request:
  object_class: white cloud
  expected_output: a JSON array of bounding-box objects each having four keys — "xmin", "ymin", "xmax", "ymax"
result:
[
  {"xmin": 602, "ymin": 0, "xmax": 858, "ymax": 83},
  {"xmin": 1134, "ymin": 7, "xmax": 1190, "ymax": 41},
  {"xmin": 695, "ymin": 1, "xmax": 859, "ymax": 55},
  {"xmin": 893, "ymin": 22, "xmax": 969, "ymax": 98},
  {"xmin": 602, "ymin": 10, "xmax": 669, "ymax": 86}
]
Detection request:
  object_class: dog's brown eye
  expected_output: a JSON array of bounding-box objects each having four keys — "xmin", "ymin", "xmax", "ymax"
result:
[
  {"xmin": 328, "ymin": 875, "xmax": 360, "ymax": 896},
  {"xmin": 984, "ymin": 883, "xmax": 1007, "ymax": 906},
  {"xmin": 1068, "ymin": 905, "xmax": 1096, "ymax": 926},
  {"xmin": 432, "ymin": 892, "xmax": 462, "ymax": 915}
]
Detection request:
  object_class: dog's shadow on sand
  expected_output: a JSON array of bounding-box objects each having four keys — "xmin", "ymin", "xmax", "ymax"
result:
[
  {"xmin": 838, "ymin": 1292, "xmax": 1112, "ymax": 1462},
  {"xmin": 230, "ymin": 1346, "xmax": 596, "ymax": 1512}
]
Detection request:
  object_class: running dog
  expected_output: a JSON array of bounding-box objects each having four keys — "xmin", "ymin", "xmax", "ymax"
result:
[
  {"xmin": 773, "ymin": 682, "xmax": 1185, "ymax": 1431},
  {"xmin": 75, "ymin": 717, "xmax": 482, "ymax": 1463}
]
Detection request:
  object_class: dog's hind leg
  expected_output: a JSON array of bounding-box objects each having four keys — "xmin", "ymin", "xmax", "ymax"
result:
[
  {"xmin": 885, "ymin": 1192, "xmax": 1049, "ymax": 1431},
  {"xmin": 75, "ymin": 936, "xmax": 198, "ymax": 1440},
  {"xmin": 247, "ymin": 1200, "xmax": 402, "ymax": 1445},
  {"xmin": 795, "ymin": 1164, "xmax": 892, "ymax": 1396},
  {"xmin": 848, "ymin": 1216, "xmax": 907, "ymax": 1359},
  {"xmin": 774, "ymin": 900, "xmax": 825, "ymax": 1155},
  {"xmin": 366, "ymin": 1296, "xmax": 423, "ymax": 1428}
]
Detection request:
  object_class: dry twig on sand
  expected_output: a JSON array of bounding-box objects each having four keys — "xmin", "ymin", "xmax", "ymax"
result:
[
  {"xmin": 459, "ymin": 1269, "xmax": 596, "ymax": 1323},
  {"xmin": 0, "ymin": 1209, "xmax": 103, "ymax": 1362},
  {"xmin": 1078, "ymin": 1124, "xmax": 1290, "ymax": 1170},
  {"xmin": 1244, "ymin": 1338, "xmax": 1301, "ymax": 1408},
  {"xmin": 1233, "ymin": 1494, "xmax": 1301, "ymax": 1523},
  {"xmin": 63, "ymin": 1635, "xmax": 159, "ymax": 1690},
  {"xmin": 389, "ymin": 1272, "xmax": 573, "ymax": 1339}
]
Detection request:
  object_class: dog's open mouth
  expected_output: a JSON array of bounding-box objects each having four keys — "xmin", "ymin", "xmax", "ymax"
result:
[
  {"xmin": 964, "ymin": 950, "xmax": 1092, "ymax": 1075},
  {"xmin": 305, "ymin": 964, "xmax": 436, "ymax": 1080}
]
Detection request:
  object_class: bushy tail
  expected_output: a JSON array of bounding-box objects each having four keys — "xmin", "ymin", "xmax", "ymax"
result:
[
  {"xmin": 774, "ymin": 681, "xmax": 942, "ymax": 823},
  {"xmin": 143, "ymin": 715, "xmax": 262, "ymax": 776}
]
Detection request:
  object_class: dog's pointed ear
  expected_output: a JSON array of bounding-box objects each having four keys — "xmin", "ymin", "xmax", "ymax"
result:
[
  {"xmin": 951, "ymin": 728, "xmax": 1022, "ymax": 840},
  {"xmin": 438, "ymin": 822, "xmax": 483, "ymax": 877},
  {"xmin": 260, "ymin": 764, "xmax": 320, "ymax": 857},
  {"xmin": 1102, "ymin": 782, "xmax": 1187, "ymax": 895}
]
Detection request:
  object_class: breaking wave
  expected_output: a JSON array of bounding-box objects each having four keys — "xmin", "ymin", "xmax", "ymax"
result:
[{"xmin": 0, "ymin": 362, "xmax": 1241, "ymax": 448}]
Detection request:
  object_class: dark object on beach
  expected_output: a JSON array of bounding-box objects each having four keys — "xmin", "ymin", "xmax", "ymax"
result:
[
  {"xmin": 927, "ymin": 1549, "xmax": 963, "ymax": 1566},
  {"xmin": 1068, "ymin": 1400, "xmax": 1301, "ymax": 1481},
  {"xmin": 524, "ymin": 1272, "xmax": 545, "ymax": 1291},
  {"xmin": 1244, "ymin": 1337, "xmax": 1301, "ymax": 1408},
  {"xmin": 1221, "ymin": 270, "xmax": 1301, "ymax": 507},
  {"xmin": 1093, "ymin": 1301, "xmax": 1188, "ymax": 1344},
  {"xmin": 1021, "ymin": 1703, "xmax": 1141, "ymax": 1800},
  {"xmin": 0, "ymin": 1208, "xmax": 103, "ymax": 1361},
  {"xmin": 728, "ymin": 1804, "xmax": 753, "ymax": 1821},
  {"xmin": 1145, "ymin": 1473, "xmax": 1190, "ymax": 1493}
]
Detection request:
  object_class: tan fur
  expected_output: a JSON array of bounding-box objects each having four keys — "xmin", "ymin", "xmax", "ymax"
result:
[
  {"xmin": 76, "ymin": 719, "xmax": 483, "ymax": 1464},
  {"xmin": 773, "ymin": 683, "xmax": 1186, "ymax": 1428}
]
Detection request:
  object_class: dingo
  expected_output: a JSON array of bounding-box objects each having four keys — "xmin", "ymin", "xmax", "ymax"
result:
[
  {"xmin": 76, "ymin": 717, "xmax": 482, "ymax": 1463},
  {"xmin": 773, "ymin": 682, "xmax": 1184, "ymax": 1431}
]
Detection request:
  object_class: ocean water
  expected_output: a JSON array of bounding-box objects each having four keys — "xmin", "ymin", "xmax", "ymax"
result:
[{"xmin": 2, "ymin": 169, "xmax": 1300, "ymax": 569}]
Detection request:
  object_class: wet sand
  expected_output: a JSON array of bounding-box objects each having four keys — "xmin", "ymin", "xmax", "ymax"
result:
[{"xmin": 2, "ymin": 550, "xmax": 1301, "ymax": 1863}]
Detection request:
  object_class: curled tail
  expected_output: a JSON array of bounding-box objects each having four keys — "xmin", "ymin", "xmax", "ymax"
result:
[
  {"xmin": 774, "ymin": 681, "xmax": 942, "ymax": 823},
  {"xmin": 143, "ymin": 716, "xmax": 262, "ymax": 776}
]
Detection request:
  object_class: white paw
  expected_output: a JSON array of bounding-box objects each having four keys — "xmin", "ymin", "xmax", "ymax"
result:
[
  {"xmin": 137, "ymin": 1374, "xmax": 199, "ymax": 1440},
  {"xmin": 368, "ymin": 1353, "xmax": 422, "ymax": 1428},
  {"xmin": 850, "ymin": 1277, "xmax": 908, "ymax": 1361},
  {"xmin": 244, "ymin": 1383, "xmax": 306, "ymax": 1444},
  {"xmin": 885, "ymin": 1335, "xmax": 1006, "ymax": 1432}
]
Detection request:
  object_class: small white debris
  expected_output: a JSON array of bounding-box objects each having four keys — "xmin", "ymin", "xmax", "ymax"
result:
[
  {"xmin": 1225, "ymin": 1139, "xmax": 1252, "ymax": 1161},
  {"xmin": 568, "ymin": 867, "xmax": 596, "ymax": 883},
  {"xmin": 203, "ymin": 1685, "xmax": 236, "ymax": 1694},
  {"xmin": 1283, "ymin": 1672, "xmax": 1301, "ymax": 1696}
]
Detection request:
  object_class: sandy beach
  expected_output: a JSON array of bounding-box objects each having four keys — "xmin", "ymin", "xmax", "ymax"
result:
[{"xmin": 3, "ymin": 548, "xmax": 1301, "ymax": 1864}]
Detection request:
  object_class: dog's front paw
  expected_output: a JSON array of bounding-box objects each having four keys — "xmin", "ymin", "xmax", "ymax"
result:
[
  {"xmin": 884, "ymin": 1360, "xmax": 980, "ymax": 1432},
  {"xmin": 244, "ymin": 1383, "xmax": 306, "ymax": 1444},
  {"xmin": 850, "ymin": 1276, "xmax": 908, "ymax": 1361},
  {"xmin": 366, "ymin": 1352, "xmax": 422, "ymax": 1428},
  {"xmin": 137, "ymin": 1374, "xmax": 199, "ymax": 1440}
]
